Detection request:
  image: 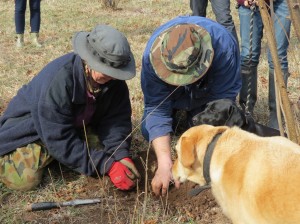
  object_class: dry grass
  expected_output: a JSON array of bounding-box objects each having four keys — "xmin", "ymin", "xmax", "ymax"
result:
[
  {"xmin": 101, "ymin": 0, "xmax": 121, "ymax": 9},
  {"xmin": 0, "ymin": 0, "xmax": 299, "ymax": 223}
]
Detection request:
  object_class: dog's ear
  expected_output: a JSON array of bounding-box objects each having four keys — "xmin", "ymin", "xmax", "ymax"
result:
[
  {"xmin": 180, "ymin": 136, "xmax": 196, "ymax": 168},
  {"xmin": 226, "ymin": 104, "xmax": 246, "ymax": 127}
]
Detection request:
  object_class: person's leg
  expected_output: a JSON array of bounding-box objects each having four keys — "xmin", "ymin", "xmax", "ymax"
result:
[
  {"xmin": 15, "ymin": 0, "xmax": 27, "ymax": 47},
  {"xmin": 29, "ymin": 0, "xmax": 42, "ymax": 47},
  {"xmin": 211, "ymin": 0, "xmax": 239, "ymax": 43},
  {"xmin": 0, "ymin": 142, "xmax": 53, "ymax": 191},
  {"xmin": 268, "ymin": 69, "xmax": 289, "ymax": 129},
  {"xmin": 15, "ymin": 0, "xmax": 27, "ymax": 34},
  {"xmin": 238, "ymin": 6, "xmax": 263, "ymax": 114},
  {"xmin": 190, "ymin": 0, "xmax": 208, "ymax": 17},
  {"xmin": 29, "ymin": 0, "xmax": 41, "ymax": 33},
  {"xmin": 267, "ymin": 0, "xmax": 291, "ymax": 129}
]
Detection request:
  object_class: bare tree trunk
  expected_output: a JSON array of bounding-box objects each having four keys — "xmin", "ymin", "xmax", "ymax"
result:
[{"xmin": 287, "ymin": 0, "xmax": 300, "ymax": 42}]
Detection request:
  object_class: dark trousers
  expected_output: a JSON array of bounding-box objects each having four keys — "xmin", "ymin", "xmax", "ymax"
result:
[
  {"xmin": 189, "ymin": 0, "xmax": 239, "ymax": 43},
  {"xmin": 190, "ymin": 0, "xmax": 208, "ymax": 17},
  {"xmin": 15, "ymin": 0, "xmax": 41, "ymax": 34}
]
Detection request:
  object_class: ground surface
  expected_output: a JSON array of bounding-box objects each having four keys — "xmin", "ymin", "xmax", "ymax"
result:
[
  {"xmin": 0, "ymin": 100, "xmax": 231, "ymax": 223},
  {"xmin": 4, "ymin": 149, "xmax": 231, "ymax": 224}
]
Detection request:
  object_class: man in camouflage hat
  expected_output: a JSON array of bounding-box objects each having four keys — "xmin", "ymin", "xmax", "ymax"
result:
[{"xmin": 140, "ymin": 16, "xmax": 241, "ymax": 196}]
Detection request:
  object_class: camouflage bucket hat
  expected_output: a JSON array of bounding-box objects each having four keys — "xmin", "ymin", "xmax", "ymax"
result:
[{"xmin": 150, "ymin": 24, "xmax": 214, "ymax": 86}]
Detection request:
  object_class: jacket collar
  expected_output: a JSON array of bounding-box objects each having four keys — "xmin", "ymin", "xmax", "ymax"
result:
[{"xmin": 72, "ymin": 54, "xmax": 87, "ymax": 104}]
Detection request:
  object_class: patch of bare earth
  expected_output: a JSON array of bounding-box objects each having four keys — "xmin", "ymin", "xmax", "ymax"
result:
[{"xmin": 12, "ymin": 150, "xmax": 231, "ymax": 224}]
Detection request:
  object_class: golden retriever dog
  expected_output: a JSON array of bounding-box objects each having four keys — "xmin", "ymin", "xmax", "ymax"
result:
[{"xmin": 172, "ymin": 124, "xmax": 300, "ymax": 224}]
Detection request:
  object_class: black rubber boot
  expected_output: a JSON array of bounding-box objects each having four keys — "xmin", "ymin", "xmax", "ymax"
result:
[
  {"xmin": 239, "ymin": 66, "xmax": 258, "ymax": 115},
  {"xmin": 268, "ymin": 69, "xmax": 289, "ymax": 129}
]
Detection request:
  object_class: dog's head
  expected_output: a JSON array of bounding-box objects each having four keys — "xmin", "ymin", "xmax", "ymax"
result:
[
  {"xmin": 192, "ymin": 99, "xmax": 246, "ymax": 127},
  {"xmin": 172, "ymin": 124, "xmax": 228, "ymax": 186},
  {"xmin": 192, "ymin": 99, "xmax": 282, "ymax": 137}
]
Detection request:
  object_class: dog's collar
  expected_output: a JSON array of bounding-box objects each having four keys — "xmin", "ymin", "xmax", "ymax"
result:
[
  {"xmin": 188, "ymin": 132, "xmax": 223, "ymax": 197},
  {"xmin": 203, "ymin": 132, "xmax": 222, "ymax": 184}
]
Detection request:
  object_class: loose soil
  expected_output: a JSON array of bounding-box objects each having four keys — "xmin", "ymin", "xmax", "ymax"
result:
[{"xmin": 14, "ymin": 149, "xmax": 231, "ymax": 224}]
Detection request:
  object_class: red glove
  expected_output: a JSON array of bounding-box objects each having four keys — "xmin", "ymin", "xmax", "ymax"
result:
[{"xmin": 108, "ymin": 157, "xmax": 140, "ymax": 190}]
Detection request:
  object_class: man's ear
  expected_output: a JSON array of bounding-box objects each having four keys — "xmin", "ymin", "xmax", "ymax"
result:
[
  {"xmin": 226, "ymin": 104, "xmax": 245, "ymax": 127},
  {"xmin": 180, "ymin": 136, "xmax": 196, "ymax": 168}
]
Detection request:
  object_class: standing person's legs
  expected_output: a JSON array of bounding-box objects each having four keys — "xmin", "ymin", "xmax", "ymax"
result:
[
  {"xmin": 268, "ymin": 0, "xmax": 290, "ymax": 70},
  {"xmin": 15, "ymin": 0, "xmax": 27, "ymax": 34},
  {"xmin": 267, "ymin": 0, "xmax": 291, "ymax": 129},
  {"xmin": 0, "ymin": 142, "xmax": 53, "ymax": 191},
  {"xmin": 29, "ymin": 0, "xmax": 41, "ymax": 33},
  {"xmin": 190, "ymin": 0, "xmax": 208, "ymax": 17},
  {"xmin": 238, "ymin": 6, "xmax": 263, "ymax": 114},
  {"xmin": 15, "ymin": 0, "xmax": 27, "ymax": 47},
  {"xmin": 211, "ymin": 0, "xmax": 239, "ymax": 43},
  {"xmin": 29, "ymin": 0, "xmax": 42, "ymax": 47}
]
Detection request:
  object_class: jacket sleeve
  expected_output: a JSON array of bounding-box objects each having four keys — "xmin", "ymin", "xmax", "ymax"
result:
[
  {"xmin": 141, "ymin": 57, "xmax": 174, "ymax": 142},
  {"xmin": 92, "ymin": 80, "xmax": 132, "ymax": 173}
]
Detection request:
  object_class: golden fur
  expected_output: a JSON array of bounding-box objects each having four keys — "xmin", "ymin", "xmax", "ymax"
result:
[{"xmin": 172, "ymin": 124, "xmax": 300, "ymax": 224}]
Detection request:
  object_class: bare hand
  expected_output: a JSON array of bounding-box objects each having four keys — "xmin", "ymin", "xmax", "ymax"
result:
[
  {"xmin": 244, "ymin": 0, "xmax": 257, "ymax": 7},
  {"xmin": 151, "ymin": 134, "xmax": 180, "ymax": 196},
  {"xmin": 151, "ymin": 161, "xmax": 173, "ymax": 196}
]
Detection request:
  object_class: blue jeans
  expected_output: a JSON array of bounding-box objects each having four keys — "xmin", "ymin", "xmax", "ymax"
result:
[
  {"xmin": 15, "ymin": 0, "xmax": 41, "ymax": 34},
  {"xmin": 238, "ymin": 0, "xmax": 291, "ymax": 70},
  {"xmin": 190, "ymin": 0, "xmax": 238, "ymax": 42}
]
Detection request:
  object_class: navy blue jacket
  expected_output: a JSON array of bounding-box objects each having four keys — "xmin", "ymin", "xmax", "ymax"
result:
[
  {"xmin": 0, "ymin": 53, "xmax": 132, "ymax": 175},
  {"xmin": 141, "ymin": 16, "xmax": 241, "ymax": 142}
]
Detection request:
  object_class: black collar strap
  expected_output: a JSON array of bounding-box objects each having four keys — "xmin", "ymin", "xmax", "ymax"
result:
[
  {"xmin": 188, "ymin": 132, "xmax": 223, "ymax": 197},
  {"xmin": 203, "ymin": 133, "xmax": 222, "ymax": 184}
]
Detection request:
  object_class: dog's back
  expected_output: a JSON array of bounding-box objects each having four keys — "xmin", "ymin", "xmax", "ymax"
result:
[{"xmin": 211, "ymin": 127, "xmax": 300, "ymax": 224}]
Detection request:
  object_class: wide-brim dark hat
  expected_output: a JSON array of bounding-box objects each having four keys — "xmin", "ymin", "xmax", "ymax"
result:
[
  {"xmin": 150, "ymin": 23, "xmax": 214, "ymax": 86},
  {"xmin": 72, "ymin": 24, "xmax": 136, "ymax": 80}
]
